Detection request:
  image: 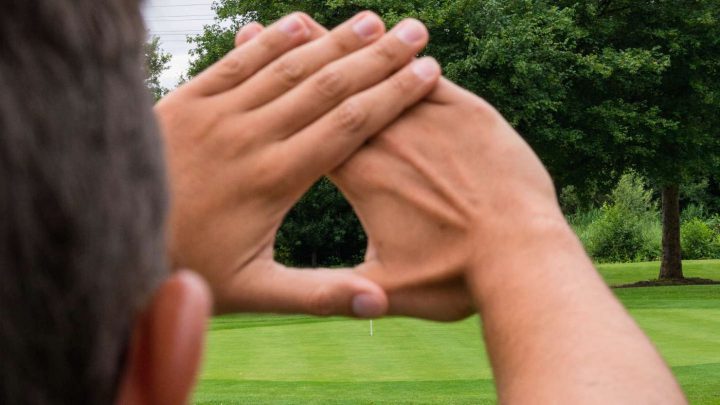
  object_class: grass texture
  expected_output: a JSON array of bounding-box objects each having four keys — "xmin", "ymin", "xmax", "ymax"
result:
[{"xmin": 193, "ymin": 260, "xmax": 720, "ymax": 404}]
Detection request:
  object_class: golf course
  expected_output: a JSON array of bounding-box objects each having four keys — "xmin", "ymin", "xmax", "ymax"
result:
[{"xmin": 192, "ymin": 260, "xmax": 720, "ymax": 404}]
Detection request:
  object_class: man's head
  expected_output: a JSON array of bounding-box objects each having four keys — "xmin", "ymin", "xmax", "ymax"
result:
[{"xmin": 0, "ymin": 1, "xmax": 210, "ymax": 404}]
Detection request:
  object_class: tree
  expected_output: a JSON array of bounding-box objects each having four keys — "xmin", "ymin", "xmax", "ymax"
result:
[
  {"xmin": 553, "ymin": 0, "xmax": 720, "ymax": 279},
  {"xmin": 187, "ymin": 1, "xmax": 720, "ymax": 276},
  {"xmin": 144, "ymin": 35, "xmax": 172, "ymax": 102},
  {"xmin": 186, "ymin": 0, "xmax": 594, "ymax": 267},
  {"xmin": 275, "ymin": 178, "xmax": 367, "ymax": 267}
]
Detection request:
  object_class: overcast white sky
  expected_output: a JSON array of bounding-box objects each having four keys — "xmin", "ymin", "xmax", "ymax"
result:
[{"xmin": 142, "ymin": 0, "xmax": 219, "ymax": 89}]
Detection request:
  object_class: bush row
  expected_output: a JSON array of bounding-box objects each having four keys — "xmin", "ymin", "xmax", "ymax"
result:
[{"xmin": 568, "ymin": 173, "xmax": 720, "ymax": 263}]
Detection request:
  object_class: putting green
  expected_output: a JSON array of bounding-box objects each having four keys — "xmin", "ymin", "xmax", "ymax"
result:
[{"xmin": 193, "ymin": 260, "xmax": 720, "ymax": 404}]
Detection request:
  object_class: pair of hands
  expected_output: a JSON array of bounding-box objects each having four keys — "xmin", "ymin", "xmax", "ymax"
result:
[{"xmin": 155, "ymin": 12, "xmax": 562, "ymax": 320}]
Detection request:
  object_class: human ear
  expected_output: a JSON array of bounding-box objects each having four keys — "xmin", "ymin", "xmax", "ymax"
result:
[{"xmin": 116, "ymin": 271, "xmax": 211, "ymax": 405}]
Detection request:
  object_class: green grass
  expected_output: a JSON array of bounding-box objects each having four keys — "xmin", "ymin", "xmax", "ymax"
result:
[
  {"xmin": 597, "ymin": 259, "xmax": 720, "ymax": 286},
  {"xmin": 193, "ymin": 260, "xmax": 720, "ymax": 404}
]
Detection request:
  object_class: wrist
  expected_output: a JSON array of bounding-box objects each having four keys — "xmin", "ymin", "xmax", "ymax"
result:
[
  {"xmin": 472, "ymin": 202, "xmax": 577, "ymax": 260},
  {"xmin": 467, "ymin": 211, "xmax": 592, "ymax": 306}
]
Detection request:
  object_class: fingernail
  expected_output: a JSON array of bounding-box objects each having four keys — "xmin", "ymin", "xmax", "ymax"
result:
[
  {"xmin": 353, "ymin": 14, "xmax": 382, "ymax": 39},
  {"xmin": 395, "ymin": 19, "xmax": 426, "ymax": 44},
  {"xmin": 412, "ymin": 58, "xmax": 440, "ymax": 81},
  {"xmin": 352, "ymin": 294, "xmax": 384, "ymax": 318},
  {"xmin": 279, "ymin": 15, "xmax": 306, "ymax": 35}
]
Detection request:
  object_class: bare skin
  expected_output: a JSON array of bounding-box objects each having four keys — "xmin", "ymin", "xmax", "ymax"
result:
[
  {"xmin": 155, "ymin": 12, "xmax": 442, "ymax": 316},
  {"xmin": 156, "ymin": 14, "xmax": 687, "ymax": 405},
  {"xmin": 332, "ymin": 79, "xmax": 687, "ymax": 404}
]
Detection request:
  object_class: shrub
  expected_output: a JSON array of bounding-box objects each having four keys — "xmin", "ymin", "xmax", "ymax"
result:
[
  {"xmin": 638, "ymin": 217, "xmax": 663, "ymax": 261},
  {"xmin": 610, "ymin": 171, "xmax": 657, "ymax": 216},
  {"xmin": 585, "ymin": 204, "xmax": 660, "ymax": 262},
  {"xmin": 560, "ymin": 185, "xmax": 583, "ymax": 215},
  {"xmin": 681, "ymin": 203, "xmax": 708, "ymax": 223},
  {"xmin": 586, "ymin": 204, "xmax": 640, "ymax": 262},
  {"xmin": 568, "ymin": 207, "xmax": 602, "ymax": 245},
  {"xmin": 581, "ymin": 172, "xmax": 662, "ymax": 263},
  {"xmin": 681, "ymin": 218, "xmax": 720, "ymax": 259},
  {"xmin": 707, "ymin": 214, "xmax": 720, "ymax": 235}
]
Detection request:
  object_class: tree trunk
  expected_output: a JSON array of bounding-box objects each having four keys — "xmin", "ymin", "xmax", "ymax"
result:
[
  {"xmin": 311, "ymin": 250, "xmax": 317, "ymax": 267},
  {"xmin": 659, "ymin": 184, "xmax": 684, "ymax": 280}
]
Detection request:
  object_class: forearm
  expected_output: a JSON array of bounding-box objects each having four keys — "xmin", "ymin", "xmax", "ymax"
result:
[{"xmin": 469, "ymin": 218, "xmax": 686, "ymax": 404}]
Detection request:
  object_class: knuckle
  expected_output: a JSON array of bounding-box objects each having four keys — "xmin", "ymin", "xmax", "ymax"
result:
[
  {"xmin": 219, "ymin": 51, "xmax": 247, "ymax": 77},
  {"xmin": 254, "ymin": 30, "xmax": 278, "ymax": 53},
  {"xmin": 335, "ymin": 99, "xmax": 368, "ymax": 132},
  {"xmin": 257, "ymin": 165, "xmax": 283, "ymax": 189},
  {"xmin": 388, "ymin": 72, "xmax": 412, "ymax": 94},
  {"xmin": 255, "ymin": 150, "xmax": 291, "ymax": 191},
  {"xmin": 371, "ymin": 40, "xmax": 397, "ymax": 63},
  {"xmin": 329, "ymin": 31, "xmax": 357, "ymax": 55},
  {"xmin": 315, "ymin": 68, "xmax": 348, "ymax": 98},
  {"xmin": 258, "ymin": 168, "xmax": 292, "ymax": 198},
  {"xmin": 273, "ymin": 56, "xmax": 305, "ymax": 87},
  {"xmin": 307, "ymin": 286, "xmax": 337, "ymax": 316}
]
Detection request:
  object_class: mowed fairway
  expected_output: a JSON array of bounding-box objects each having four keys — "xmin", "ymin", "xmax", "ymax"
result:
[{"xmin": 193, "ymin": 260, "xmax": 720, "ymax": 404}]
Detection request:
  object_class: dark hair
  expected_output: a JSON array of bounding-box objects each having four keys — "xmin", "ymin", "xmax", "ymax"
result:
[{"xmin": 0, "ymin": 1, "xmax": 168, "ymax": 403}]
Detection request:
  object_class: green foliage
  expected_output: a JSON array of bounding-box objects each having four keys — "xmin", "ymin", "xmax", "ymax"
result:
[
  {"xmin": 567, "ymin": 206, "xmax": 601, "ymax": 242},
  {"xmin": 682, "ymin": 177, "xmax": 720, "ymax": 216},
  {"xmin": 580, "ymin": 172, "xmax": 661, "ymax": 263},
  {"xmin": 584, "ymin": 204, "xmax": 660, "ymax": 263},
  {"xmin": 610, "ymin": 171, "xmax": 658, "ymax": 215},
  {"xmin": 186, "ymin": 0, "xmax": 720, "ymax": 266},
  {"xmin": 559, "ymin": 185, "xmax": 582, "ymax": 215},
  {"xmin": 187, "ymin": 18, "xmax": 245, "ymax": 78},
  {"xmin": 557, "ymin": 0, "xmax": 720, "ymax": 188},
  {"xmin": 681, "ymin": 203, "xmax": 709, "ymax": 223},
  {"xmin": 585, "ymin": 204, "xmax": 644, "ymax": 262},
  {"xmin": 708, "ymin": 215, "xmax": 720, "ymax": 235},
  {"xmin": 572, "ymin": 174, "xmax": 720, "ymax": 263},
  {"xmin": 681, "ymin": 218, "xmax": 720, "ymax": 260},
  {"xmin": 144, "ymin": 36, "xmax": 172, "ymax": 102},
  {"xmin": 274, "ymin": 178, "xmax": 366, "ymax": 267}
]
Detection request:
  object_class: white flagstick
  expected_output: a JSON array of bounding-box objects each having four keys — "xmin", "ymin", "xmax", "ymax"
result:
[{"xmin": 370, "ymin": 320, "xmax": 374, "ymax": 336}]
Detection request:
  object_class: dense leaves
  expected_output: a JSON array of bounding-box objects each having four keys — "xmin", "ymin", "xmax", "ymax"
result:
[
  {"xmin": 274, "ymin": 178, "xmax": 366, "ymax": 267},
  {"xmin": 187, "ymin": 1, "xmax": 720, "ymax": 266},
  {"xmin": 579, "ymin": 173, "xmax": 662, "ymax": 263},
  {"xmin": 681, "ymin": 218, "xmax": 720, "ymax": 260},
  {"xmin": 144, "ymin": 36, "xmax": 172, "ymax": 102}
]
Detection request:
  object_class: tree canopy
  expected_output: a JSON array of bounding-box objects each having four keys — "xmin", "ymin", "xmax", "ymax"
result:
[
  {"xmin": 144, "ymin": 35, "xmax": 172, "ymax": 102},
  {"xmin": 187, "ymin": 0, "xmax": 720, "ymax": 271},
  {"xmin": 275, "ymin": 178, "xmax": 366, "ymax": 267}
]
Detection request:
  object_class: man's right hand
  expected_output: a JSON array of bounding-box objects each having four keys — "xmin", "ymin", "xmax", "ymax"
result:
[
  {"xmin": 331, "ymin": 78, "xmax": 565, "ymax": 320},
  {"xmin": 333, "ymin": 78, "xmax": 685, "ymax": 403}
]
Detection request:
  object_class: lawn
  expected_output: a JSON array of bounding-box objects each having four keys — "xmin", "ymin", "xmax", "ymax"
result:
[{"xmin": 192, "ymin": 260, "xmax": 720, "ymax": 404}]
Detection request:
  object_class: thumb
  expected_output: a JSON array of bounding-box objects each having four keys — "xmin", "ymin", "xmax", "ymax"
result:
[{"xmin": 220, "ymin": 262, "xmax": 388, "ymax": 318}]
